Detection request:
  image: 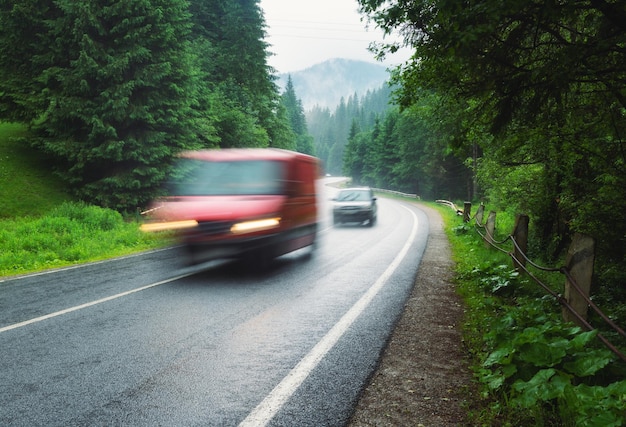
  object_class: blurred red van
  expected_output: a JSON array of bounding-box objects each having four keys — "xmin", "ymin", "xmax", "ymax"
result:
[{"xmin": 141, "ymin": 148, "xmax": 319, "ymax": 266}]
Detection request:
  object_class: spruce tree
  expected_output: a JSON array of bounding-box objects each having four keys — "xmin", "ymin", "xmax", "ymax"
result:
[
  {"xmin": 0, "ymin": 0, "xmax": 58, "ymax": 122},
  {"xmin": 189, "ymin": 0, "xmax": 286, "ymax": 149},
  {"xmin": 1, "ymin": 0, "xmax": 201, "ymax": 210},
  {"xmin": 1, "ymin": 0, "xmax": 295, "ymax": 209},
  {"xmin": 280, "ymin": 76, "xmax": 314, "ymax": 154}
]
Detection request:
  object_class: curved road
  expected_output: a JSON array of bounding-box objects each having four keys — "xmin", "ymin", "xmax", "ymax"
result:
[{"xmin": 0, "ymin": 183, "xmax": 429, "ymax": 426}]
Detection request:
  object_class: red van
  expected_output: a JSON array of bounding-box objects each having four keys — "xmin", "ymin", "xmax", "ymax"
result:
[{"xmin": 141, "ymin": 148, "xmax": 319, "ymax": 266}]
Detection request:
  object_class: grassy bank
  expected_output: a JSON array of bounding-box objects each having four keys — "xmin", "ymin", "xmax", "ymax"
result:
[
  {"xmin": 0, "ymin": 123, "xmax": 70, "ymax": 218},
  {"xmin": 0, "ymin": 202, "xmax": 169, "ymax": 277},
  {"xmin": 0, "ymin": 123, "xmax": 168, "ymax": 278}
]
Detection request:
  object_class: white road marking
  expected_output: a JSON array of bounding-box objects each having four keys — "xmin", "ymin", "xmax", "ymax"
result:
[
  {"xmin": 239, "ymin": 205, "xmax": 419, "ymax": 427},
  {"xmin": 0, "ymin": 271, "xmax": 196, "ymax": 334},
  {"xmin": 0, "ymin": 247, "xmax": 176, "ymax": 284}
]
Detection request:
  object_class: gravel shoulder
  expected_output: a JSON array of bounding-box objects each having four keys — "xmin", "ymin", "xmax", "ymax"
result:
[{"xmin": 348, "ymin": 202, "xmax": 471, "ymax": 426}]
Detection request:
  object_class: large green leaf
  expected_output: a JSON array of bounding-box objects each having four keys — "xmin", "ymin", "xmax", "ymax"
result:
[{"xmin": 563, "ymin": 350, "xmax": 613, "ymax": 377}]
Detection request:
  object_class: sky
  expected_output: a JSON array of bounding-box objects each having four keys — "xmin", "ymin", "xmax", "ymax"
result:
[{"xmin": 259, "ymin": 0, "xmax": 412, "ymax": 74}]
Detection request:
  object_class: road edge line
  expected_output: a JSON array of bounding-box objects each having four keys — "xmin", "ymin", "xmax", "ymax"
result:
[
  {"xmin": 239, "ymin": 205, "xmax": 419, "ymax": 427},
  {"xmin": 0, "ymin": 271, "xmax": 196, "ymax": 334}
]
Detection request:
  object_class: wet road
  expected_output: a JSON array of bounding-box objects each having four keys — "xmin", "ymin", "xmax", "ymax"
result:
[{"xmin": 0, "ymin": 185, "xmax": 429, "ymax": 426}]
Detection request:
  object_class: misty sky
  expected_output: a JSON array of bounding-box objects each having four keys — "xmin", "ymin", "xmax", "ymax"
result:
[{"xmin": 259, "ymin": 0, "xmax": 412, "ymax": 73}]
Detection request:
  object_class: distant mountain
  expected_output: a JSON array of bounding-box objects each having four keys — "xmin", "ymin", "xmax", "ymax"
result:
[{"xmin": 276, "ymin": 58, "xmax": 390, "ymax": 110}]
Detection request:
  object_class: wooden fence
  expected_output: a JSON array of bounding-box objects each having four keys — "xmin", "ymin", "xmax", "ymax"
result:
[{"xmin": 437, "ymin": 200, "xmax": 626, "ymax": 362}]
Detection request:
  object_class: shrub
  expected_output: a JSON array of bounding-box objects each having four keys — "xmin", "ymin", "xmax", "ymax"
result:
[
  {"xmin": 0, "ymin": 202, "xmax": 166, "ymax": 277},
  {"xmin": 49, "ymin": 202, "xmax": 123, "ymax": 231}
]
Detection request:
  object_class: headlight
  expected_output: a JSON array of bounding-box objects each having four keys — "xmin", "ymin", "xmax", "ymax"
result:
[
  {"xmin": 230, "ymin": 218, "xmax": 281, "ymax": 234},
  {"xmin": 140, "ymin": 220, "xmax": 199, "ymax": 232}
]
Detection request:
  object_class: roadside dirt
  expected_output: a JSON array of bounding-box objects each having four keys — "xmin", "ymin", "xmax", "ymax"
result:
[{"xmin": 347, "ymin": 203, "xmax": 471, "ymax": 426}]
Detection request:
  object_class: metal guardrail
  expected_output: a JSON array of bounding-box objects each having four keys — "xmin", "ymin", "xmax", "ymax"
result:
[
  {"xmin": 435, "ymin": 199, "xmax": 463, "ymax": 215},
  {"xmin": 372, "ymin": 188, "xmax": 420, "ymax": 199}
]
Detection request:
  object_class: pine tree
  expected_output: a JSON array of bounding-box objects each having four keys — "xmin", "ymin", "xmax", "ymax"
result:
[
  {"xmin": 1, "ymin": 0, "xmax": 201, "ymax": 210},
  {"xmin": 280, "ymin": 76, "xmax": 314, "ymax": 154},
  {"xmin": 189, "ymin": 0, "xmax": 286, "ymax": 148},
  {"xmin": 0, "ymin": 0, "xmax": 58, "ymax": 122},
  {"xmin": 0, "ymin": 0, "xmax": 297, "ymax": 209}
]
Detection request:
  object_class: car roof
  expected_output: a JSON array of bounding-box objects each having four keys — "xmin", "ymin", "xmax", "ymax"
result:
[{"xmin": 179, "ymin": 148, "xmax": 317, "ymax": 163}]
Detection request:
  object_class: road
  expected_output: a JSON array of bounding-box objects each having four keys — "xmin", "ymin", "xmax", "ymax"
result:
[{"xmin": 0, "ymin": 182, "xmax": 429, "ymax": 426}]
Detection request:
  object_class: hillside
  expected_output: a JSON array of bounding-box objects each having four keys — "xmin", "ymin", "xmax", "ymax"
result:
[
  {"xmin": 276, "ymin": 58, "xmax": 390, "ymax": 110},
  {"xmin": 0, "ymin": 123, "xmax": 70, "ymax": 218}
]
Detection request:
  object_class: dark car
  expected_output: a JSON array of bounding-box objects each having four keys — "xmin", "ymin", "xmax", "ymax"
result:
[{"xmin": 332, "ymin": 187, "xmax": 377, "ymax": 227}]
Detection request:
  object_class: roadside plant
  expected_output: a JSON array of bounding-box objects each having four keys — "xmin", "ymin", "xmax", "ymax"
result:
[
  {"xmin": 0, "ymin": 202, "xmax": 166, "ymax": 276},
  {"xmin": 438, "ymin": 204, "xmax": 626, "ymax": 426},
  {"xmin": 480, "ymin": 302, "xmax": 625, "ymax": 426}
]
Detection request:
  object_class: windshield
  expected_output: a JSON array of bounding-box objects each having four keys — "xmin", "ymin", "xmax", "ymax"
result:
[
  {"xmin": 167, "ymin": 159, "xmax": 286, "ymax": 196},
  {"xmin": 336, "ymin": 190, "xmax": 371, "ymax": 201}
]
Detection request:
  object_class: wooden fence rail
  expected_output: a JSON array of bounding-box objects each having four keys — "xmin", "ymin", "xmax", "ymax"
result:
[{"xmin": 437, "ymin": 200, "xmax": 626, "ymax": 362}]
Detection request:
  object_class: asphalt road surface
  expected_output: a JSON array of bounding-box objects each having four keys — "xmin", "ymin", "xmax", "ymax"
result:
[{"xmin": 0, "ymin": 183, "xmax": 429, "ymax": 426}]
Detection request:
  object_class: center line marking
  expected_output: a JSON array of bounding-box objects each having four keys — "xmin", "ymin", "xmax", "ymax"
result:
[
  {"xmin": 239, "ymin": 205, "xmax": 419, "ymax": 427},
  {"xmin": 0, "ymin": 272, "xmax": 196, "ymax": 334}
]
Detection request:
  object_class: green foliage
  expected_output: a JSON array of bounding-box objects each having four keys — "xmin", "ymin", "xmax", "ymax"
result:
[
  {"xmin": 308, "ymin": 85, "xmax": 393, "ymax": 175},
  {"xmin": 451, "ymin": 223, "xmax": 470, "ymax": 235},
  {"xmin": 0, "ymin": 0, "xmax": 202, "ymax": 210},
  {"xmin": 482, "ymin": 313, "xmax": 625, "ymax": 426},
  {"xmin": 0, "ymin": 0, "xmax": 292, "ymax": 211},
  {"xmin": 359, "ymin": 0, "xmax": 626, "ymax": 371},
  {"xmin": 0, "ymin": 202, "xmax": 167, "ymax": 277},
  {"xmin": 0, "ymin": 123, "xmax": 164, "ymax": 277},
  {"xmin": 189, "ymin": 0, "xmax": 287, "ymax": 150},
  {"xmin": 436, "ymin": 204, "xmax": 626, "ymax": 426},
  {"xmin": 0, "ymin": 0, "xmax": 52, "ymax": 122},
  {"xmin": 279, "ymin": 76, "xmax": 313, "ymax": 154},
  {"xmin": 266, "ymin": 103, "xmax": 298, "ymax": 150},
  {"xmin": 343, "ymin": 122, "xmax": 367, "ymax": 183},
  {"xmin": 478, "ymin": 265, "xmax": 520, "ymax": 296},
  {"xmin": 342, "ymin": 94, "xmax": 473, "ymax": 198},
  {"xmin": 208, "ymin": 91, "xmax": 271, "ymax": 149}
]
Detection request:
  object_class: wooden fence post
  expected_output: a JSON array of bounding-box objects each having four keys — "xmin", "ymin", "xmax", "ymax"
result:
[
  {"xmin": 463, "ymin": 202, "xmax": 472, "ymax": 222},
  {"xmin": 562, "ymin": 233, "xmax": 595, "ymax": 325},
  {"xmin": 511, "ymin": 214, "xmax": 529, "ymax": 272},
  {"xmin": 475, "ymin": 204, "xmax": 485, "ymax": 225},
  {"xmin": 484, "ymin": 211, "xmax": 496, "ymax": 247}
]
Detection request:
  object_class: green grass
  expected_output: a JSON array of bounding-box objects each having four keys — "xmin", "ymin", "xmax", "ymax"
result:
[
  {"xmin": 0, "ymin": 122, "xmax": 70, "ymax": 218},
  {"xmin": 0, "ymin": 202, "xmax": 170, "ymax": 277},
  {"xmin": 0, "ymin": 123, "xmax": 169, "ymax": 278}
]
